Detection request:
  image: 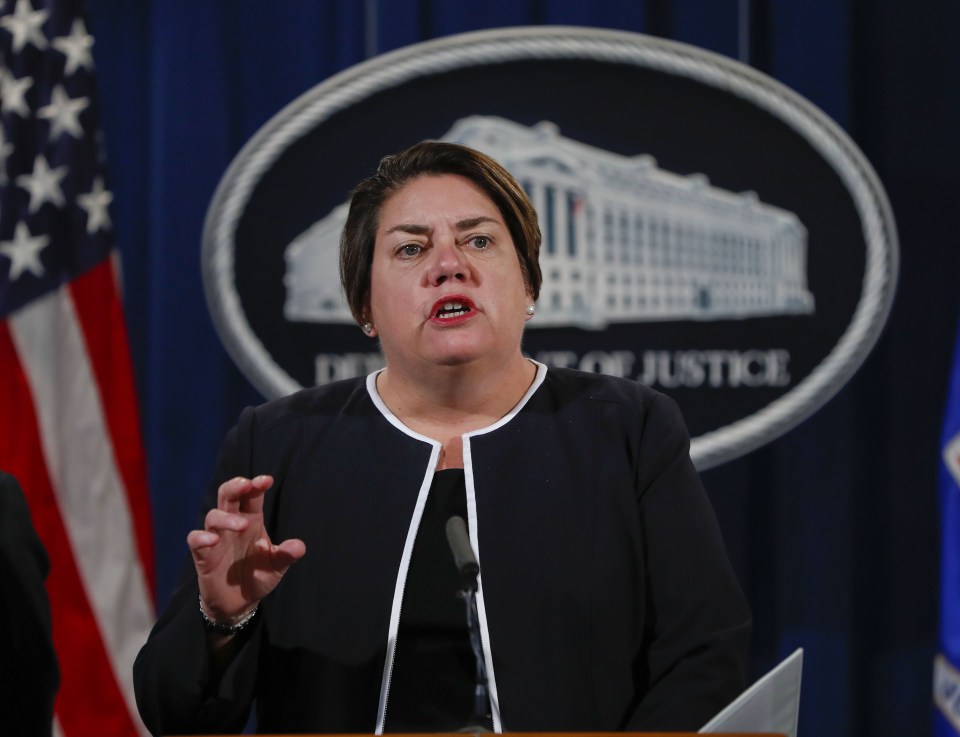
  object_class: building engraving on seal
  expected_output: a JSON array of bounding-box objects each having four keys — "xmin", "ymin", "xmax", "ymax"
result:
[{"xmin": 284, "ymin": 116, "xmax": 814, "ymax": 329}]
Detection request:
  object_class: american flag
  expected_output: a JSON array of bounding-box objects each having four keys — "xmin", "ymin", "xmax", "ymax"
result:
[{"xmin": 0, "ymin": 1, "xmax": 154, "ymax": 735}]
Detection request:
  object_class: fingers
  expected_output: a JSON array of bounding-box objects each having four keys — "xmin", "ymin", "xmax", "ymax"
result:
[
  {"xmin": 204, "ymin": 508, "xmax": 251, "ymax": 535},
  {"xmin": 186, "ymin": 528, "xmax": 218, "ymax": 552},
  {"xmin": 188, "ymin": 504, "xmax": 256, "ymax": 566},
  {"xmin": 187, "ymin": 528, "xmax": 223, "ymax": 573},
  {"xmin": 189, "ymin": 475, "xmax": 275, "ymax": 554},
  {"xmin": 217, "ymin": 475, "xmax": 273, "ymax": 514}
]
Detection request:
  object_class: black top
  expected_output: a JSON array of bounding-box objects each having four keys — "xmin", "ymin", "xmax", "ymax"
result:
[{"xmin": 386, "ymin": 468, "xmax": 491, "ymax": 732}]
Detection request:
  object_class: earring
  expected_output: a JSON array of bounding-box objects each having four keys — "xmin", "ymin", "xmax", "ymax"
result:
[
  {"xmin": 525, "ymin": 304, "xmax": 536, "ymax": 316},
  {"xmin": 362, "ymin": 322, "xmax": 374, "ymax": 335}
]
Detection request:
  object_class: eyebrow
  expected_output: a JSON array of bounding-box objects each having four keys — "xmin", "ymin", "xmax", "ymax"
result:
[
  {"xmin": 384, "ymin": 215, "xmax": 501, "ymax": 236},
  {"xmin": 456, "ymin": 216, "xmax": 500, "ymax": 230}
]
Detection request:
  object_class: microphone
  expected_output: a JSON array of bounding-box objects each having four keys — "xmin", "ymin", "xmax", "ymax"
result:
[
  {"xmin": 445, "ymin": 516, "xmax": 480, "ymax": 590},
  {"xmin": 445, "ymin": 515, "xmax": 491, "ymax": 732}
]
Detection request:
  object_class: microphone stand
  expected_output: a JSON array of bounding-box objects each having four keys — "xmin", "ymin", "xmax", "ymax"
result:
[
  {"xmin": 461, "ymin": 582, "xmax": 490, "ymax": 731},
  {"xmin": 446, "ymin": 516, "xmax": 492, "ymax": 733}
]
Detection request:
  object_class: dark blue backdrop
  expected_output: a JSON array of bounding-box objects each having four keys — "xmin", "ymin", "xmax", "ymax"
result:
[{"xmin": 87, "ymin": 1, "xmax": 960, "ymax": 735}]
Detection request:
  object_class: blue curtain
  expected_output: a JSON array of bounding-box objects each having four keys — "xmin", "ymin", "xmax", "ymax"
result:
[{"xmin": 88, "ymin": 1, "xmax": 960, "ymax": 735}]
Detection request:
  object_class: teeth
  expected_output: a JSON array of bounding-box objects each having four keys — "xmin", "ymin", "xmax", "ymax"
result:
[{"xmin": 437, "ymin": 301, "xmax": 469, "ymax": 319}]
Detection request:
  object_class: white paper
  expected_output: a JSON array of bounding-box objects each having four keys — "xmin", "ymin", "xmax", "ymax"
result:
[{"xmin": 700, "ymin": 648, "xmax": 803, "ymax": 737}]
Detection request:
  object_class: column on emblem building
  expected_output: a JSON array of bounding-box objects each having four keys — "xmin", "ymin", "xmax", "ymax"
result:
[
  {"xmin": 585, "ymin": 199, "xmax": 604, "ymax": 320},
  {"xmin": 737, "ymin": 230, "xmax": 746, "ymax": 310},
  {"xmin": 639, "ymin": 211, "xmax": 648, "ymax": 316},
  {"xmin": 741, "ymin": 232, "xmax": 752, "ymax": 311},
  {"xmin": 619, "ymin": 204, "xmax": 632, "ymax": 319},
  {"xmin": 573, "ymin": 189, "xmax": 596, "ymax": 320},
  {"xmin": 667, "ymin": 216, "xmax": 680, "ymax": 317},
  {"xmin": 630, "ymin": 209, "xmax": 641, "ymax": 314},
  {"xmin": 795, "ymin": 233, "xmax": 809, "ymax": 302},
  {"xmin": 655, "ymin": 217, "xmax": 668, "ymax": 317},
  {"xmin": 771, "ymin": 235, "xmax": 783, "ymax": 307},
  {"xmin": 696, "ymin": 222, "xmax": 709, "ymax": 313},
  {"xmin": 685, "ymin": 220, "xmax": 694, "ymax": 313},
  {"xmin": 552, "ymin": 183, "xmax": 567, "ymax": 316},
  {"xmin": 758, "ymin": 229, "xmax": 772, "ymax": 310},
  {"xmin": 717, "ymin": 230, "xmax": 731, "ymax": 314},
  {"xmin": 757, "ymin": 235, "xmax": 767, "ymax": 310},
  {"xmin": 671, "ymin": 219, "xmax": 682, "ymax": 315},
  {"xmin": 766, "ymin": 231, "xmax": 780, "ymax": 312},
  {"xmin": 675, "ymin": 219, "xmax": 685, "ymax": 317},
  {"xmin": 600, "ymin": 200, "xmax": 614, "ymax": 317},
  {"xmin": 566, "ymin": 185, "xmax": 589, "ymax": 318}
]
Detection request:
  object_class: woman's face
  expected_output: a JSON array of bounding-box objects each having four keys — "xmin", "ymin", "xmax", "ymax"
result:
[{"xmin": 367, "ymin": 173, "xmax": 533, "ymax": 375}]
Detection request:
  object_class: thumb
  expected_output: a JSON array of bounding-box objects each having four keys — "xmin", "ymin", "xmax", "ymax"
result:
[{"xmin": 270, "ymin": 538, "xmax": 306, "ymax": 574}]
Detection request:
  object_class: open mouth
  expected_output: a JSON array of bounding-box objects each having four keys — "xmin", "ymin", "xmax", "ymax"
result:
[{"xmin": 435, "ymin": 301, "xmax": 472, "ymax": 320}]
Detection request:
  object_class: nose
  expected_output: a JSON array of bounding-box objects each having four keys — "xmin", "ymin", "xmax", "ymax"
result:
[{"xmin": 427, "ymin": 239, "xmax": 472, "ymax": 287}]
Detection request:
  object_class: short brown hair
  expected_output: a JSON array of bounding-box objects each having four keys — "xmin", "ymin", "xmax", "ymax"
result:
[{"xmin": 340, "ymin": 141, "xmax": 542, "ymax": 323}]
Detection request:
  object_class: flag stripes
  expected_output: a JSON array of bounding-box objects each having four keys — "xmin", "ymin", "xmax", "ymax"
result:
[{"xmin": 67, "ymin": 258, "xmax": 155, "ymax": 594}]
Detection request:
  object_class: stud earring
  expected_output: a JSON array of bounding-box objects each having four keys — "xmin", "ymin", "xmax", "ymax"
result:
[
  {"xmin": 525, "ymin": 304, "xmax": 536, "ymax": 316},
  {"xmin": 362, "ymin": 322, "xmax": 374, "ymax": 335}
]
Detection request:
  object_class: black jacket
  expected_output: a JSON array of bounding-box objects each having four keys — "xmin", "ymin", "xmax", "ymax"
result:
[
  {"xmin": 0, "ymin": 471, "xmax": 59, "ymax": 737},
  {"xmin": 134, "ymin": 365, "xmax": 750, "ymax": 735}
]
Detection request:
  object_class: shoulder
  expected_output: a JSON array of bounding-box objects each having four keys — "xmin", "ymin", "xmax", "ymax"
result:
[
  {"xmin": 238, "ymin": 375, "xmax": 371, "ymax": 435},
  {"xmin": 0, "ymin": 470, "xmax": 49, "ymax": 576},
  {"xmin": 209, "ymin": 375, "xmax": 374, "ymax": 484},
  {"xmin": 541, "ymin": 366, "xmax": 680, "ymax": 419},
  {"xmin": 0, "ymin": 471, "xmax": 33, "ymax": 538},
  {"xmin": 533, "ymin": 368, "xmax": 697, "ymax": 496},
  {"xmin": 537, "ymin": 367, "xmax": 692, "ymax": 452}
]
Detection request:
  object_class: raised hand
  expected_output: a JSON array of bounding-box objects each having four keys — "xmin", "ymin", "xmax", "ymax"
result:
[{"xmin": 187, "ymin": 475, "xmax": 306, "ymax": 623}]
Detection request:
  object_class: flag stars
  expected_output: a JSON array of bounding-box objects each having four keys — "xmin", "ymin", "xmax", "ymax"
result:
[
  {"xmin": 0, "ymin": 221, "xmax": 50, "ymax": 280},
  {"xmin": 52, "ymin": 18, "xmax": 94, "ymax": 75},
  {"xmin": 16, "ymin": 154, "xmax": 67, "ymax": 213},
  {"xmin": 0, "ymin": 0, "xmax": 50, "ymax": 54},
  {"xmin": 0, "ymin": 67, "xmax": 34, "ymax": 118},
  {"xmin": 78, "ymin": 177, "xmax": 113, "ymax": 234},
  {"xmin": 38, "ymin": 85, "xmax": 89, "ymax": 139}
]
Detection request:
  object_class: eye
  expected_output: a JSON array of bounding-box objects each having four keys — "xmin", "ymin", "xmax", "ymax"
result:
[
  {"xmin": 398, "ymin": 243, "xmax": 422, "ymax": 258},
  {"xmin": 468, "ymin": 235, "xmax": 491, "ymax": 250}
]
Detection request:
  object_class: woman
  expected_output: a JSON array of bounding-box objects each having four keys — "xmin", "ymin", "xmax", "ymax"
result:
[{"xmin": 134, "ymin": 142, "xmax": 751, "ymax": 735}]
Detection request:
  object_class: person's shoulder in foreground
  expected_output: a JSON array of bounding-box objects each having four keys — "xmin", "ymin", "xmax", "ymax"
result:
[{"xmin": 0, "ymin": 470, "xmax": 60, "ymax": 737}]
